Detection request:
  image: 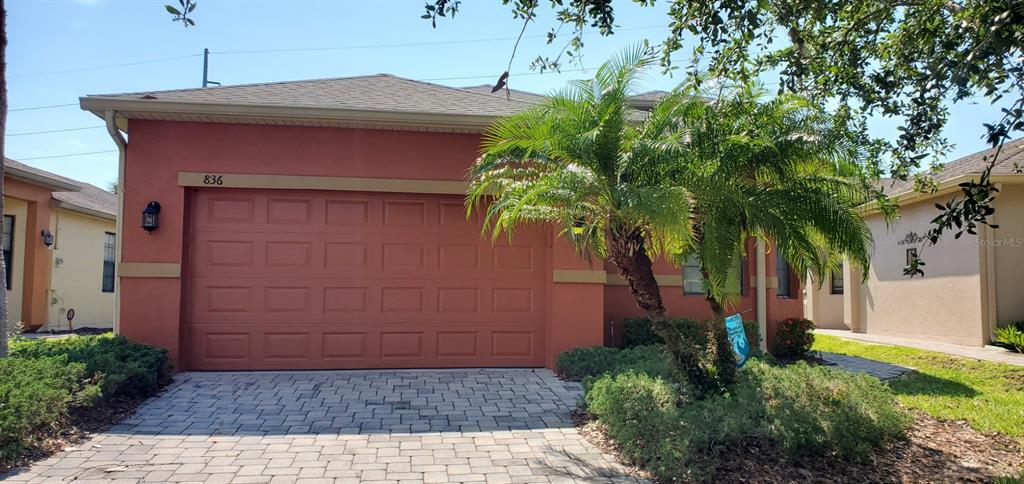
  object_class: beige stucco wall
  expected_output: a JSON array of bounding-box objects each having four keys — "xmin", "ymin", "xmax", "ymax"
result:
[
  {"xmin": 856, "ymin": 196, "xmax": 986, "ymax": 346},
  {"xmin": 993, "ymin": 184, "xmax": 1024, "ymax": 327},
  {"xmin": 3, "ymin": 197, "xmax": 28, "ymax": 326},
  {"xmin": 45, "ymin": 208, "xmax": 115, "ymax": 330},
  {"xmin": 805, "ymin": 275, "xmax": 847, "ymax": 329}
]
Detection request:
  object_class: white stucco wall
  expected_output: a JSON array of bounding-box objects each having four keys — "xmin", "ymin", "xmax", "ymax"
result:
[
  {"xmin": 805, "ymin": 275, "xmax": 847, "ymax": 329},
  {"xmin": 45, "ymin": 209, "xmax": 115, "ymax": 330},
  {"xmin": 858, "ymin": 197, "xmax": 986, "ymax": 345},
  {"xmin": 993, "ymin": 185, "xmax": 1024, "ymax": 327},
  {"xmin": 3, "ymin": 197, "xmax": 28, "ymax": 326}
]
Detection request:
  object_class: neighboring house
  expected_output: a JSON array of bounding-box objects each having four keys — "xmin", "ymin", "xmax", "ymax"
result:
[
  {"xmin": 3, "ymin": 159, "xmax": 117, "ymax": 331},
  {"xmin": 79, "ymin": 74, "xmax": 803, "ymax": 372},
  {"xmin": 805, "ymin": 138, "xmax": 1024, "ymax": 346}
]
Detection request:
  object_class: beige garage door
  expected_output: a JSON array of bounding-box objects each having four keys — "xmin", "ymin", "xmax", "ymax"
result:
[{"xmin": 185, "ymin": 188, "xmax": 548, "ymax": 370}]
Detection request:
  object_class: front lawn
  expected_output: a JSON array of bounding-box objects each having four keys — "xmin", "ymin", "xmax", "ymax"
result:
[{"xmin": 813, "ymin": 334, "xmax": 1024, "ymax": 438}]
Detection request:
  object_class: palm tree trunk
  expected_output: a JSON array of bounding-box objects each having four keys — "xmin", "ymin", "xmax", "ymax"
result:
[
  {"xmin": 607, "ymin": 227, "xmax": 714, "ymax": 390},
  {"xmin": 606, "ymin": 226, "xmax": 669, "ymax": 327}
]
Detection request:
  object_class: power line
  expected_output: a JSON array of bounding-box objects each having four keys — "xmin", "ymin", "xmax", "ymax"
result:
[
  {"xmin": 9, "ymin": 103, "xmax": 78, "ymax": 112},
  {"xmin": 211, "ymin": 25, "xmax": 664, "ymax": 56},
  {"xmin": 13, "ymin": 150, "xmax": 118, "ymax": 161},
  {"xmin": 6, "ymin": 126, "xmax": 104, "ymax": 137},
  {"xmin": 11, "ymin": 54, "xmax": 204, "ymax": 78}
]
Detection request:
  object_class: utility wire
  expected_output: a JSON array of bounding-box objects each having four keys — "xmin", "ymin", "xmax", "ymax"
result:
[
  {"xmin": 210, "ymin": 25, "xmax": 663, "ymax": 56},
  {"xmin": 13, "ymin": 150, "xmax": 118, "ymax": 161},
  {"xmin": 6, "ymin": 126, "xmax": 104, "ymax": 137},
  {"xmin": 11, "ymin": 54, "xmax": 204, "ymax": 78},
  {"xmin": 10, "ymin": 102, "xmax": 78, "ymax": 112}
]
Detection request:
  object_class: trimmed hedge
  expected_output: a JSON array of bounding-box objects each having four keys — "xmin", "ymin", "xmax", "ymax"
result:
[
  {"xmin": 1, "ymin": 335, "xmax": 168, "ymax": 463},
  {"xmin": 10, "ymin": 334, "xmax": 168, "ymax": 398},
  {"xmin": 622, "ymin": 317, "xmax": 762, "ymax": 354},
  {"xmin": 582, "ymin": 360, "xmax": 911, "ymax": 481},
  {"xmin": 0, "ymin": 356, "xmax": 100, "ymax": 461},
  {"xmin": 555, "ymin": 345, "xmax": 673, "ymax": 382}
]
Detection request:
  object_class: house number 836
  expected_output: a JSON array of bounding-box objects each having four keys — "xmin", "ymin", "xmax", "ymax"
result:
[{"xmin": 203, "ymin": 175, "xmax": 224, "ymax": 185}]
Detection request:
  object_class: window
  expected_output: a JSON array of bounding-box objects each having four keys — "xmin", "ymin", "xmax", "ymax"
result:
[
  {"xmin": 683, "ymin": 253, "xmax": 704, "ymax": 295},
  {"xmin": 830, "ymin": 264, "xmax": 844, "ymax": 294},
  {"xmin": 906, "ymin": 248, "xmax": 918, "ymax": 268},
  {"xmin": 2, "ymin": 215, "xmax": 12, "ymax": 290},
  {"xmin": 102, "ymin": 232, "xmax": 115, "ymax": 293},
  {"xmin": 776, "ymin": 251, "xmax": 792, "ymax": 298}
]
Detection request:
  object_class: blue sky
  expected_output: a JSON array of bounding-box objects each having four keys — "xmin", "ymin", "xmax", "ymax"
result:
[{"xmin": 6, "ymin": 0, "xmax": 1012, "ymax": 189}]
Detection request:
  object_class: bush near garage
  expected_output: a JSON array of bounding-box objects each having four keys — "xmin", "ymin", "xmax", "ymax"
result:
[
  {"xmin": 9, "ymin": 334, "xmax": 169, "ymax": 399},
  {"xmin": 1, "ymin": 334, "xmax": 168, "ymax": 467},
  {"xmin": 582, "ymin": 360, "xmax": 911, "ymax": 481},
  {"xmin": 555, "ymin": 345, "xmax": 673, "ymax": 382},
  {"xmin": 622, "ymin": 316, "xmax": 762, "ymax": 354}
]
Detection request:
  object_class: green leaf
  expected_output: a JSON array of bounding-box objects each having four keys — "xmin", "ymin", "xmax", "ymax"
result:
[{"xmin": 165, "ymin": 5, "xmax": 181, "ymax": 15}]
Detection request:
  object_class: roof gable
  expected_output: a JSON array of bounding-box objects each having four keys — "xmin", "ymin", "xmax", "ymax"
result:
[{"xmin": 86, "ymin": 74, "xmax": 535, "ymax": 119}]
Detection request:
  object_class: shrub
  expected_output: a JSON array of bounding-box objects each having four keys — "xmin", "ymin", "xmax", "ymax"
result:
[
  {"xmin": 622, "ymin": 317, "xmax": 762, "ymax": 355},
  {"xmin": 994, "ymin": 323, "xmax": 1024, "ymax": 353},
  {"xmin": 555, "ymin": 345, "xmax": 672, "ymax": 381},
  {"xmin": 773, "ymin": 317, "xmax": 815, "ymax": 358},
  {"xmin": 9, "ymin": 334, "xmax": 169, "ymax": 399},
  {"xmin": 0, "ymin": 356, "xmax": 100, "ymax": 461},
  {"xmin": 585, "ymin": 372, "xmax": 689, "ymax": 480},
  {"xmin": 742, "ymin": 360, "xmax": 910, "ymax": 460},
  {"xmin": 580, "ymin": 358, "xmax": 911, "ymax": 480}
]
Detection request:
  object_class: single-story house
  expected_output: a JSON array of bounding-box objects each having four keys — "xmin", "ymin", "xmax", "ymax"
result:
[
  {"xmin": 805, "ymin": 138, "xmax": 1024, "ymax": 346},
  {"xmin": 79, "ymin": 74, "xmax": 803, "ymax": 371},
  {"xmin": 3, "ymin": 159, "xmax": 117, "ymax": 331}
]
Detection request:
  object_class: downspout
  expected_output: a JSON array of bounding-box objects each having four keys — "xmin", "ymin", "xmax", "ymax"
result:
[
  {"xmin": 755, "ymin": 238, "xmax": 767, "ymax": 352},
  {"xmin": 104, "ymin": 110, "xmax": 126, "ymax": 334}
]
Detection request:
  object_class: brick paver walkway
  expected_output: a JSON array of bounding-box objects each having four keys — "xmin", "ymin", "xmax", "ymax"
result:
[
  {"xmin": 819, "ymin": 352, "xmax": 913, "ymax": 380},
  {"xmin": 2, "ymin": 369, "xmax": 642, "ymax": 484}
]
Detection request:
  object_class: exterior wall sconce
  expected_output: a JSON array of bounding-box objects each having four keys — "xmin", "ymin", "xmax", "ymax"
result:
[
  {"xmin": 41, "ymin": 229, "xmax": 54, "ymax": 247},
  {"xmin": 142, "ymin": 201, "xmax": 161, "ymax": 232}
]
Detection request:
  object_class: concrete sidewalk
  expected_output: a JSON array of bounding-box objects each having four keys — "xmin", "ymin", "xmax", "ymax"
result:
[{"xmin": 815, "ymin": 329, "xmax": 1024, "ymax": 367}]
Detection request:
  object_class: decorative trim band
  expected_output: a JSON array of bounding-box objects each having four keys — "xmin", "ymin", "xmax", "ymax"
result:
[
  {"xmin": 178, "ymin": 172, "xmax": 468, "ymax": 195},
  {"xmin": 749, "ymin": 276, "xmax": 779, "ymax": 289},
  {"xmin": 606, "ymin": 273, "xmax": 682, "ymax": 287},
  {"xmin": 119, "ymin": 262, "xmax": 181, "ymax": 278},
  {"xmin": 552, "ymin": 269, "xmax": 607, "ymax": 284}
]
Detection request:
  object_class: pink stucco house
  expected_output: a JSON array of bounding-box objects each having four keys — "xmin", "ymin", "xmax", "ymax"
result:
[{"xmin": 80, "ymin": 75, "xmax": 803, "ymax": 371}]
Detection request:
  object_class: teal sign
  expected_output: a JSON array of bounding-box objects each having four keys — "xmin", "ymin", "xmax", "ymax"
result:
[{"xmin": 725, "ymin": 314, "xmax": 750, "ymax": 368}]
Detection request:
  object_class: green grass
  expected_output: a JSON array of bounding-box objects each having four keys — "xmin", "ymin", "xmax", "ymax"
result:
[{"xmin": 813, "ymin": 334, "xmax": 1024, "ymax": 438}]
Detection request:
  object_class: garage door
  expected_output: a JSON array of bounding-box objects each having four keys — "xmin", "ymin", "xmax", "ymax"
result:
[{"xmin": 185, "ymin": 188, "xmax": 549, "ymax": 370}]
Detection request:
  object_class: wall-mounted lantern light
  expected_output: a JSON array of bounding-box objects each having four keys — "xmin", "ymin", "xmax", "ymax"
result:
[
  {"xmin": 41, "ymin": 229, "xmax": 54, "ymax": 247},
  {"xmin": 142, "ymin": 201, "xmax": 161, "ymax": 232}
]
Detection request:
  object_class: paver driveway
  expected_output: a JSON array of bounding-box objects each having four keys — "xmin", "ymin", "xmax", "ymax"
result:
[{"xmin": 3, "ymin": 369, "xmax": 642, "ymax": 483}]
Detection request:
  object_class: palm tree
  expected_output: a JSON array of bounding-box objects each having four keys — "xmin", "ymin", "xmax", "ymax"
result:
[
  {"xmin": 665, "ymin": 83, "xmax": 874, "ymax": 317},
  {"xmin": 467, "ymin": 46, "xmax": 872, "ymax": 391}
]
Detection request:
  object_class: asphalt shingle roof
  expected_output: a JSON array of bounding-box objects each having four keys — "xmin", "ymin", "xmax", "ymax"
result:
[
  {"xmin": 5, "ymin": 158, "xmax": 81, "ymax": 189},
  {"xmin": 5, "ymin": 159, "xmax": 116, "ymax": 217},
  {"xmin": 92, "ymin": 74, "xmax": 537, "ymax": 118},
  {"xmin": 883, "ymin": 137, "xmax": 1024, "ymax": 195},
  {"xmin": 53, "ymin": 184, "xmax": 117, "ymax": 218}
]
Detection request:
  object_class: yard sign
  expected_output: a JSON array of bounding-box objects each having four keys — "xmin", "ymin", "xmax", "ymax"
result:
[{"xmin": 725, "ymin": 313, "xmax": 750, "ymax": 368}]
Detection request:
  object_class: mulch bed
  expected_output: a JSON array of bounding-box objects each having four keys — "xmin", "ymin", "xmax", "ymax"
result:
[
  {"xmin": 0, "ymin": 391, "xmax": 155, "ymax": 475},
  {"xmin": 29, "ymin": 327, "xmax": 113, "ymax": 336},
  {"xmin": 573, "ymin": 409, "xmax": 1023, "ymax": 483}
]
